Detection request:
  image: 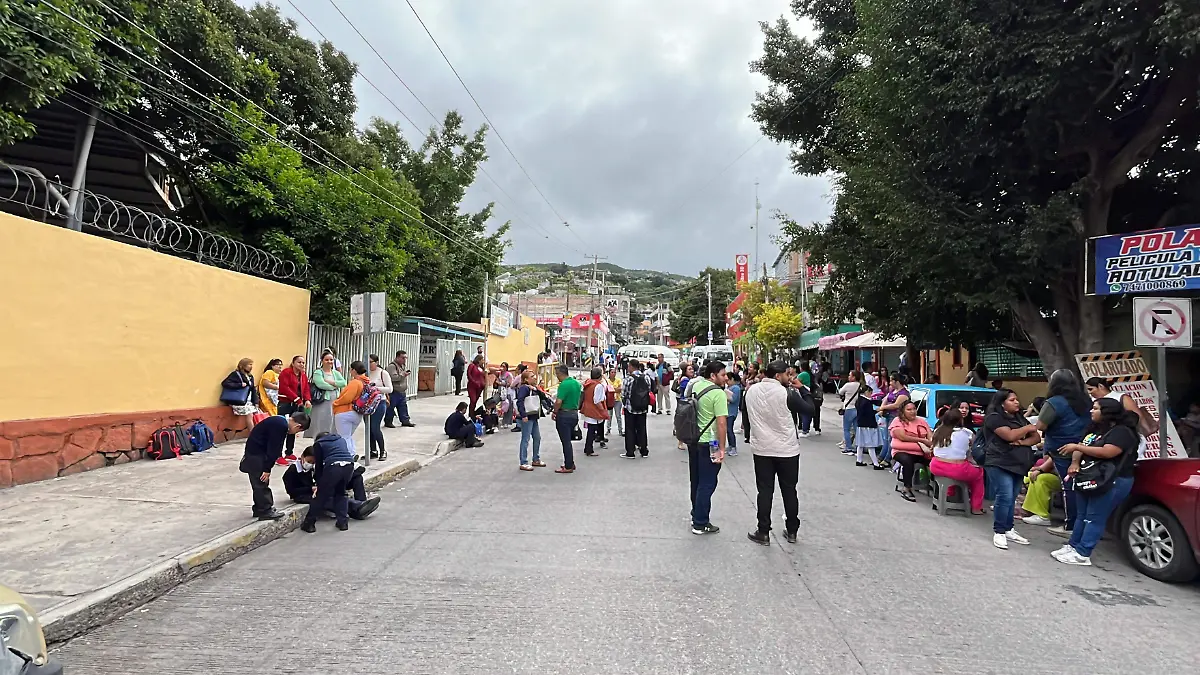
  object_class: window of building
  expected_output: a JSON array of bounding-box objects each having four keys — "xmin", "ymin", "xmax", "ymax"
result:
[{"xmin": 977, "ymin": 343, "xmax": 1045, "ymax": 379}]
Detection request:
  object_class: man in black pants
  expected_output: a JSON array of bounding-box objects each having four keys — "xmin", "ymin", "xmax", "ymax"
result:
[
  {"xmin": 622, "ymin": 360, "xmax": 653, "ymax": 458},
  {"xmin": 283, "ymin": 446, "xmax": 380, "ymax": 520},
  {"xmin": 300, "ymin": 432, "xmax": 356, "ymax": 533},
  {"xmin": 744, "ymin": 361, "xmax": 806, "ymax": 545},
  {"xmin": 552, "ymin": 364, "xmax": 581, "ymax": 473},
  {"xmin": 239, "ymin": 411, "xmax": 310, "ymax": 521},
  {"xmin": 445, "ymin": 402, "xmax": 484, "ymax": 447}
]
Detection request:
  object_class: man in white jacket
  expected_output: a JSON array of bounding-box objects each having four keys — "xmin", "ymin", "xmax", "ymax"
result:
[{"xmin": 744, "ymin": 360, "xmax": 803, "ymax": 545}]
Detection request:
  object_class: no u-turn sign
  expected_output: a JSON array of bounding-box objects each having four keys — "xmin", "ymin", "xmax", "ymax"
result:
[{"xmin": 1133, "ymin": 297, "xmax": 1192, "ymax": 348}]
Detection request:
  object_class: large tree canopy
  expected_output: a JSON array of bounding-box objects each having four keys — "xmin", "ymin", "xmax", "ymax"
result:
[
  {"xmin": 754, "ymin": 0, "xmax": 1200, "ymax": 370},
  {"xmin": 669, "ymin": 267, "xmax": 737, "ymax": 344},
  {"xmin": 1, "ymin": 0, "xmax": 507, "ymax": 324}
]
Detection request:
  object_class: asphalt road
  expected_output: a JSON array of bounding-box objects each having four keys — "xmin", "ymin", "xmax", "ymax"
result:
[{"xmin": 55, "ymin": 410, "xmax": 1200, "ymax": 674}]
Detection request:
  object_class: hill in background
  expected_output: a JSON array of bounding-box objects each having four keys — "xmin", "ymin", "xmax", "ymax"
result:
[{"xmin": 500, "ymin": 263, "xmax": 694, "ymax": 300}]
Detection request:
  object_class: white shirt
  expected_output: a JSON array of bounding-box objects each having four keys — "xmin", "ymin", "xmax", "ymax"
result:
[
  {"xmin": 934, "ymin": 427, "xmax": 973, "ymax": 461},
  {"xmin": 838, "ymin": 381, "xmax": 862, "ymax": 411},
  {"xmin": 369, "ymin": 366, "xmax": 393, "ymax": 395},
  {"xmin": 745, "ymin": 378, "xmax": 802, "ymax": 458},
  {"xmin": 582, "ymin": 379, "xmax": 609, "ymax": 425},
  {"xmin": 864, "ymin": 373, "xmax": 880, "ymax": 395},
  {"xmin": 1104, "ymin": 391, "xmax": 1150, "ymax": 458}
]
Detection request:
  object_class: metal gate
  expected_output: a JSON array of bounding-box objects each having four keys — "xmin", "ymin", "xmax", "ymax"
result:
[{"xmin": 307, "ymin": 323, "xmax": 421, "ymax": 394}]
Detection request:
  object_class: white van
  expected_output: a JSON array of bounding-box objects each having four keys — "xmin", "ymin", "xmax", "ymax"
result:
[
  {"xmin": 618, "ymin": 344, "xmax": 680, "ymax": 370},
  {"xmin": 690, "ymin": 345, "xmax": 736, "ymax": 365}
]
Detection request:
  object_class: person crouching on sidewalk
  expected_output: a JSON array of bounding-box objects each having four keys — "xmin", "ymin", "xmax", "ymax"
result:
[
  {"xmin": 239, "ymin": 411, "xmax": 310, "ymax": 521},
  {"xmin": 445, "ymin": 402, "xmax": 484, "ymax": 447},
  {"xmin": 283, "ymin": 447, "xmax": 380, "ymax": 520},
  {"xmin": 744, "ymin": 361, "xmax": 802, "ymax": 545},
  {"xmin": 300, "ymin": 432, "xmax": 357, "ymax": 533}
]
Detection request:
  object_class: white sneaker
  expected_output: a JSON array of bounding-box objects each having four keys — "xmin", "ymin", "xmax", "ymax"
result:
[
  {"xmin": 1005, "ymin": 529, "xmax": 1031, "ymax": 545},
  {"xmin": 1051, "ymin": 544, "xmax": 1074, "ymax": 559},
  {"xmin": 813, "ymin": 430, "xmax": 822, "ymax": 436},
  {"xmin": 1055, "ymin": 549, "xmax": 1092, "ymax": 566},
  {"xmin": 799, "ymin": 431, "xmax": 809, "ymax": 438},
  {"xmin": 993, "ymin": 533, "xmax": 1008, "ymax": 550},
  {"xmin": 1022, "ymin": 514, "xmax": 1052, "ymax": 526}
]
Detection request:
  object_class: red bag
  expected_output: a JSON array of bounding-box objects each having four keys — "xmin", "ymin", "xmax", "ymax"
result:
[
  {"xmin": 605, "ymin": 389, "xmax": 616, "ymax": 410},
  {"xmin": 649, "ymin": 391, "xmax": 657, "ymax": 408},
  {"xmin": 251, "ymin": 412, "xmax": 269, "ymax": 425}
]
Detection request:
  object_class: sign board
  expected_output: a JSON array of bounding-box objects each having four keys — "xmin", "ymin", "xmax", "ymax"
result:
[
  {"xmin": 735, "ymin": 254, "xmax": 749, "ymax": 283},
  {"xmin": 1074, "ymin": 351, "xmax": 1185, "ymax": 459},
  {"xmin": 605, "ymin": 297, "xmax": 619, "ymax": 313},
  {"xmin": 587, "ymin": 283, "xmax": 599, "ymax": 295},
  {"xmin": 1133, "ymin": 297, "xmax": 1192, "ymax": 348},
  {"xmin": 350, "ymin": 292, "xmax": 386, "ymax": 335},
  {"xmin": 490, "ymin": 304, "xmax": 512, "ymax": 337},
  {"xmin": 1091, "ymin": 224, "xmax": 1200, "ymax": 295},
  {"xmin": 419, "ymin": 336, "xmax": 438, "ymax": 367},
  {"xmin": 707, "ymin": 330, "xmax": 714, "ymax": 340}
]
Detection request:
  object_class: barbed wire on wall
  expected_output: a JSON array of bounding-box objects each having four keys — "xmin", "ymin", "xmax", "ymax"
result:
[{"xmin": 0, "ymin": 161, "xmax": 307, "ymax": 282}]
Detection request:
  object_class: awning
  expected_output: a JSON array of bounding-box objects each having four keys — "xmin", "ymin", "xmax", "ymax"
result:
[
  {"xmin": 836, "ymin": 332, "xmax": 907, "ymax": 349},
  {"xmin": 818, "ymin": 330, "xmax": 866, "ymax": 350}
]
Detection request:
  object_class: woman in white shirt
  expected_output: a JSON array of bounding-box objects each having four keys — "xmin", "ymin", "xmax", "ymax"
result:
[
  {"xmin": 838, "ymin": 370, "xmax": 864, "ymax": 454},
  {"xmin": 368, "ymin": 354, "xmax": 394, "ymax": 460},
  {"xmin": 928, "ymin": 407, "xmax": 985, "ymax": 514}
]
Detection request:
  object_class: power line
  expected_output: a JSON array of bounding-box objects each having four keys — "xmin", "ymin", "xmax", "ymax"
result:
[
  {"xmin": 36, "ymin": 1, "xmax": 497, "ymax": 260},
  {"xmin": 296, "ymin": 0, "xmax": 586, "ymax": 259},
  {"xmin": 400, "ymin": 0, "xmax": 591, "ymax": 250}
]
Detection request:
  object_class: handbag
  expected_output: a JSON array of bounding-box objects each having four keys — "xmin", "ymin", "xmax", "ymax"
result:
[
  {"xmin": 523, "ymin": 393, "xmax": 542, "ymax": 418},
  {"xmin": 571, "ymin": 425, "xmax": 582, "ymax": 441},
  {"xmin": 311, "ymin": 387, "xmax": 327, "ymax": 404},
  {"xmin": 220, "ymin": 372, "xmax": 251, "ymax": 405}
]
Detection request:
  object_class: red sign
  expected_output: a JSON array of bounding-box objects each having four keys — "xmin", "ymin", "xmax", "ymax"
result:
[
  {"xmin": 726, "ymin": 291, "xmax": 747, "ymax": 340},
  {"xmin": 735, "ymin": 254, "xmax": 749, "ymax": 283}
]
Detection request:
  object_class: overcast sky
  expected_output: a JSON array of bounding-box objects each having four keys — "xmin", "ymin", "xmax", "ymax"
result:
[{"xmin": 269, "ymin": 0, "xmax": 831, "ymax": 277}]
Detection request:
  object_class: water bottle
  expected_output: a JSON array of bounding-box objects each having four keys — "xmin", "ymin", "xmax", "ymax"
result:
[{"xmin": 709, "ymin": 439, "xmax": 721, "ymax": 463}]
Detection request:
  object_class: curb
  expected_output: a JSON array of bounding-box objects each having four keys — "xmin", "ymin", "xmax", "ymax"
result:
[{"xmin": 42, "ymin": 457, "xmax": 422, "ymax": 644}]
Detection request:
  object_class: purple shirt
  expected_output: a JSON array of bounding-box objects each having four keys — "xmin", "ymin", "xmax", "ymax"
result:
[{"xmin": 885, "ymin": 388, "xmax": 910, "ymax": 405}]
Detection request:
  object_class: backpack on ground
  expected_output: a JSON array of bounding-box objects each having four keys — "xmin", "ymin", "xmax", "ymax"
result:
[
  {"xmin": 186, "ymin": 421, "xmax": 215, "ymax": 452},
  {"xmin": 351, "ymin": 381, "xmax": 385, "ymax": 415},
  {"xmin": 675, "ymin": 383, "xmax": 722, "ymax": 446},
  {"xmin": 627, "ymin": 374, "xmax": 652, "ymax": 413},
  {"xmin": 148, "ymin": 426, "xmax": 183, "ymax": 460},
  {"xmin": 172, "ymin": 423, "xmax": 196, "ymax": 456}
]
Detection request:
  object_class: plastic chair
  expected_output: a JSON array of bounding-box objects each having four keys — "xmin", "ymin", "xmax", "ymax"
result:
[{"xmin": 931, "ymin": 476, "xmax": 972, "ymax": 517}]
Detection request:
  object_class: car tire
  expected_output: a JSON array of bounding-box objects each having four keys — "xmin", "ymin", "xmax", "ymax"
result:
[{"xmin": 1121, "ymin": 503, "xmax": 1199, "ymax": 583}]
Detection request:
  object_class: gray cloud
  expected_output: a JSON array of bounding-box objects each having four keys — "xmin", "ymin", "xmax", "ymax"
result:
[{"xmin": 272, "ymin": 0, "xmax": 831, "ymax": 277}]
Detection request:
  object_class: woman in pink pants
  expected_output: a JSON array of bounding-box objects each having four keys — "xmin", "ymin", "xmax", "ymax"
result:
[{"xmin": 929, "ymin": 407, "xmax": 986, "ymax": 514}]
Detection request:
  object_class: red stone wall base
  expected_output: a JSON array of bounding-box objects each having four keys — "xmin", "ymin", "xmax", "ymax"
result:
[{"xmin": 0, "ymin": 405, "xmax": 251, "ymax": 488}]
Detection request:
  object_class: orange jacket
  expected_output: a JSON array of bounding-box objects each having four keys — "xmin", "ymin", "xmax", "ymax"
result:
[{"xmin": 333, "ymin": 375, "xmax": 368, "ymax": 415}]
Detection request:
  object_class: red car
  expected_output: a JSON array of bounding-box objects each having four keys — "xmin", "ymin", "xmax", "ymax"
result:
[{"xmin": 1115, "ymin": 458, "xmax": 1200, "ymax": 582}]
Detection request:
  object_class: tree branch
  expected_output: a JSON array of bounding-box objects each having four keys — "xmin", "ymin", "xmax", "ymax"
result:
[{"xmin": 1103, "ymin": 57, "xmax": 1200, "ymax": 189}]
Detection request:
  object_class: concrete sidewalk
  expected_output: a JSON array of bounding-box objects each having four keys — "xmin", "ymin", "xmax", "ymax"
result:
[{"xmin": 0, "ymin": 392, "xmax": 464, "ymax": 642}]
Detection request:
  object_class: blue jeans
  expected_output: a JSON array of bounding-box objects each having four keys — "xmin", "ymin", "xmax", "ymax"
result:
[
  {"xmin": 385, "ymin": 391, "xmax": 410, "ymax": 425},
  {"xmin": 1069, "ymin": 476, "xmax": 1134, "ymax": 557},
  {"xmin": 519, "ymin": 417, "xmax": 542, "ymax": 465},
  {"xmin": 842, "ymin": 406, "xmax": 858, "ymax": 451},
  {"xmin": 688, "ymin": 441, "xmax": 722, "ymax": 527},
  {"xmin": 1050, "ymin": 455, "xmax": 1078, "ymax": 530},
  {"xmin": 879, "ymin": 413, "xmax": 895, "ymax": 462},
  {"xmin": 369, "ymin": 404, "xmax": 386, "ymax": 457},
  {"xmin": 986, "ymin": 466, "xmax": 1024, "ymax": 534},
  {"xmin": 727, "ymin": 413, "xmax": 738, "ymax": 448}
]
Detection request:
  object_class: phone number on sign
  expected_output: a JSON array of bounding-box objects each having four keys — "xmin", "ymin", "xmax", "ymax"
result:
[{"xmin": 1109, "ymin": 278, "xmax": 1187, "ymax": 293}]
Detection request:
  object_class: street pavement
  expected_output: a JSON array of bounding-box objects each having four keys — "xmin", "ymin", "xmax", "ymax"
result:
[{"xmin": 54, "ymin": 407, "xmax": 1200, "ymax": 674}]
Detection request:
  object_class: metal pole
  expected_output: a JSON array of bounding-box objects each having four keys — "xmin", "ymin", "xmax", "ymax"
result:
[
  {"xmin": 1158, "ymin": 346, "xmax": 1170, "ymax": 457},
  {"xmin": 362, "ymin": 292, "xmax": 372, "ymax": 467},
  {"xmin": 706, "ymin": 273, "xmax": 713, "ymax": 345},
  {"xmin": 66, "ymin": 107, "xmax": 99, "ymax": 231},
  {"xmin": 753, "ymin": 180, "xmax": 760, "ymax": 281}
]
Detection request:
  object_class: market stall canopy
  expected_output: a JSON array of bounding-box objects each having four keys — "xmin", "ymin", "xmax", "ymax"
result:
[
  {"xmin": 817, "ymin": 330, "xmax": 866, "ymax": 350},
  {"xmin": 836, "ymin": 332, "xmax": 907, "ymax": 349}
]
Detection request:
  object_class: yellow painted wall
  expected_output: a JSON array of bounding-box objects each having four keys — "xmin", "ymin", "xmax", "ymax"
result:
[
  {"xmin": 933, "ymin": 349, "xmax": 1047, "ymax": 404},
  {"xmin": 0, "ymin": 213, "xmax": 310, "ymax": 422},
  {"xmin": 483, "ymin": 315, "xmax": 546, "ymax": 367}
]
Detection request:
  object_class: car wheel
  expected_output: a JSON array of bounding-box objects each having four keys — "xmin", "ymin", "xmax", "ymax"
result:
[{"xmin": 1122, "ymin": 504, "xmax": 1199, "ymax": 583}]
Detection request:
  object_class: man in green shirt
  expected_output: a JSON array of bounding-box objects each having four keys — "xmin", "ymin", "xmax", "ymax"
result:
[
  {"xmin": 552, "ymin": 364, "xmax": 582, "ymax": 473},
  {"xmin": 689, "ymin": 360, "xmax": 728, "ymax": 535}
]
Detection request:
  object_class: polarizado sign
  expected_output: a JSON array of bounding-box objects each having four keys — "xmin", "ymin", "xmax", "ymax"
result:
[
  {"xmin": 1090, "ymin": 224, "xmax": 1200, "ymax": 295},
  {"xmin": 1074, "ymin": 351, "xmax": 1185, "ymax": 459}
]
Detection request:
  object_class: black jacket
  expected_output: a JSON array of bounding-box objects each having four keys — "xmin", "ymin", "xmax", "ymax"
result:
[
  {"xmin": 240, "ymin": 415, "xmax": 289, "ymax": 473},
  {"xmin": 311, "ymin": 434, "xmax": 354, "ymax": 483},
  {"xmin": 445, "ymin": 411, "xmax": 471, "ymax": 437},
  {"xmin": 282, "ymin": 463, "xmax": 314, "ymax": 501},
  {"xmin": 222, "ymin": 370, "xmax": 261, "ymax": 406},
  {"xmin": 787, "ymin": 386, "xmax": 816, "ymax": 417}
]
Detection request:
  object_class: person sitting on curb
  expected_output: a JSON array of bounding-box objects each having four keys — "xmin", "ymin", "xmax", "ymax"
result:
[
  {"xmin": 239, "ymin": 412, "xmax": 311, "ymax": 521},
  {"xmin": 283, "ymin": 447, "xmax": 380, "ymax": 520},
  {"xmin": 445, "ymin": 401, "xmax": 484, "ymax": 447},
  {"xmin": 300, "ymin": 432, "xmax": 357, "ymax": 533}
]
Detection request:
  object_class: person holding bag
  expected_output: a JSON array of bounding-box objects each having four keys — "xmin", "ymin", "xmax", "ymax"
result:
[
  {"xmin": 308, "ymin": 352, "xmax": 346, "ymax": 438},
  {"xmin": 1050, "ymin": 397, "xmax": 1140, "ymax": 566},
  {"xmin": 515, "ymin": 370, "xmax": 546, "ymax": 471},
  {"xmin": 838, "ymin": 370, "xmax": 863, "ymax": 454},
  {"xmin": 277, "ymin": 355, "xmax": 312, "ymax": 455},
  {"xmin": 222, "ymin": 358, "xmax": 261, "ymax": 431}
]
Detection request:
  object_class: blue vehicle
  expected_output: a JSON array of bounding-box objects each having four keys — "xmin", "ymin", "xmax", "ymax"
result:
[{"xmin": 906, "ymin": 384, "xmax": 998, "ymax": 429}]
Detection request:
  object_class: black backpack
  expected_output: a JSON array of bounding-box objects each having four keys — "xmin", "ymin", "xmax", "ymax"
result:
[
  {"xmin": 627, "ymin": 373, "xmax": 652, "ymax": 413},
  {"xmin": 675, "ymin": 383, "xmax": 722, "ymax": 445},
  {"xmin": 148, "ymin": 427, "xmax": 182, "ymax": 460}
]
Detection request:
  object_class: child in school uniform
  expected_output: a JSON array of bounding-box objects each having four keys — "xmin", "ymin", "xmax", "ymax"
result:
[{"xmin": 854, "ymin": 395, "xmax": 885, "ymax": 470}]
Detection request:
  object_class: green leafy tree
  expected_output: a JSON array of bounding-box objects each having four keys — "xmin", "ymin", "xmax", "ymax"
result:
[
  {"xmin": 754, "ymin": 0, "xmax": 1200, "ymax": 371},
  {"xmin": 756, "ymin": 302, "xmax": 805, "ymax": 351},
  {"xmin": 669, "ymin": 268, "xmax": 736, "ymax": 344}
]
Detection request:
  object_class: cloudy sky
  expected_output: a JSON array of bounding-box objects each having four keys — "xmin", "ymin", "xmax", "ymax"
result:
[{"xmin": 270, "ymin": 0, "xmax": 831, "ymax": 277}]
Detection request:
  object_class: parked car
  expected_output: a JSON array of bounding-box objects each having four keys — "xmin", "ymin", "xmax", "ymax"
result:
[
  {"xmin": 1113, "ymin": 458, "xmax": 1200, "ymax": 583},
  {"xmin": 906, "ymin": 384, "xmax": 996, "ymax": 429},
  {"xmin": 0, "ymin": 584, "xmax": 63, "ymax": 674}
]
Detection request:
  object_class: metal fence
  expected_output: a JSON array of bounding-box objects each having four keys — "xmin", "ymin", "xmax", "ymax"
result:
[
  {"xmin": 435, "ymin": 338, "xmax": 485, "ymax": 395},
  {"xmin": 306, "ymin": 323, "xmax": 420, "ymax": 394}
]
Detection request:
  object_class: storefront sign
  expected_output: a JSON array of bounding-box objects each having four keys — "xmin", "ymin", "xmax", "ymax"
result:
[
  {"xmin": 735, "ymin": 254, "xmax": 749, "ymax": 283},
  {"xmin": 1092, "ymin": 224, "xmax": 1200, "ymax": 295},
  {"xmin": 419, "ymin": 336, "xmax": 438, "ymax": 367},
  {"xmin": 1074, "ymin": 351, "xmax": 1185, "ymax": 459},
  {"xmin": 490, "ymin": 304, "xmax": 511, "ymax": 337}
]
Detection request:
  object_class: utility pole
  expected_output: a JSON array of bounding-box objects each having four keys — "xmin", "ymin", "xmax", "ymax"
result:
[
  {"xmin": 586, "ymin": 254, "xmax": 607, "ymax": 367},
  {"xmin": 706, "ymin": 273, "xmax": 713, "ymax": 345},
  {"xmin": 483, "ymin": 273, "xmax": 490, "ymax": 320},
  {"xmin": 753, "ymin": 180, "xmax": 761, "ymax": 280}
]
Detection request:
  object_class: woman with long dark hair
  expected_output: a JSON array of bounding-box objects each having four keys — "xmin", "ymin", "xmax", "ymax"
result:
[
  {"xmin": 876, "ymin": 374, "xmax": 910, "ymax": 466},
  {"xmin": 929, "ymin": 407, "xmax": 985, "ymax": 515},
  {"xmin": 257, "ymin": 358, "xmax": 284, "ymax": 417},
  {"xmin": 1034, "ymin": 369, "xmax": 1091, "ymax": 534},
  {"xmin": 467, "ymin": 354, "xmax": 486, "ymax": 414},
  {"xmin": 889, "ymin": 400, "xmax": 932, "ymax": 502},
  {"xmin": 983, "ymin": 389, "xmax": 1041, "ymax": 550},
  {"xmin": 1050, "ymin": 397, "xmax": 1140, "ymax": 566},
  {"xmin": 965, "ymin": 362, "xmax": 989, "ymax": 388},
  {"xmin": 451, "ymin": 349, "xmax": 467, "ymax": 396}
]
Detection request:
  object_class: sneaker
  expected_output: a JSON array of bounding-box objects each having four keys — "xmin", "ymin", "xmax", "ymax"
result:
[
  {"xmin": 1051, "ymin": 544, "xmax": 1074, "ymax": 558},
  {"xmin": 812, "ymin": 430, "xmax": 822, "ymax": 436},
  {"xmin": 1022, "ymin": 514, "xmax": 1052, "ymax": 526},
  {"xmin": 401, "ymin": 422, "xmax": 416, "ymax": 428},
  {"xmin": 355, "ymin": 496, "xmax": 381, "ymax": 519},
  {"xmin": 384, "ymin": 422, "xmax": 396, "ymax": 428},
  {"xmin": 1055, "ymin": 549, "xmax": 1092, "ymax": 566},
  {"xmin": 856, "ymin": 461, "xmax": 868, "ymax": 467},
  {"xmin": 1005, "ymin": 529, "xmax": 1031, "ymax": 545},
  {"xmin": 836, "ymin": 441, "xmax": 845, "ymax": 449},
  {"xmin": 520, "ymin": 464, "xmax": 534, "ymax": 471},
  {"xmin": 727, "ymin": 447, "xmax": 738, "ymax": 457},
  {"xmin": 798, "ymin": 431, "xmax": 809, "ymax": 438},
  {"xmin": 841, "ymin": 449, "xmax": 856, "ymax": 455},
  {"xmin": 992, "ymin": 533, "xmax": 1008, "ymax": 550},
  {"xmin": 692, "ymin": 523, "xmax": 720, "ymax": 535},
  {"xmin": 785, "ymin": 531, "xmax": 798, "ymax": 544},
  {"xmin": 747, "ymin": 530, "xmax": 770, "ymax": 546},
  {"xmin": 621, "ymin": 453, "xmax": 636, "ymax": 459},
  {"xmin": 531, "ymin": 460, "xmax": 546, "ymax": 467},
  {"xmin": 300, "ymin": 521, "xmax": 316, "ymax": 533},
  {"xmin": 335, "ymin": 521, "xmax": 349, "ymax": 531},
  {"xmin": 1048, "ymin": 525, "xmax": 1072, "ymax": 538}
]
